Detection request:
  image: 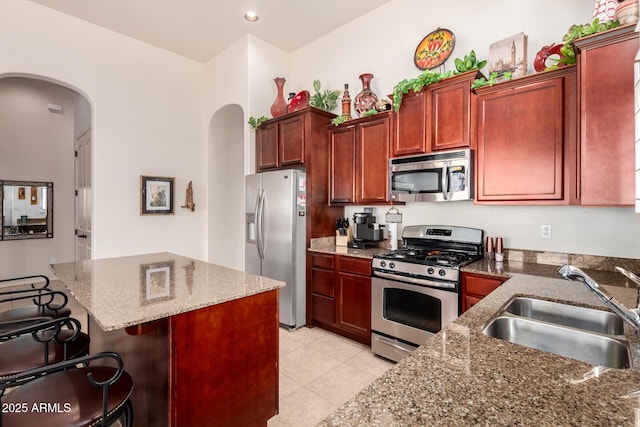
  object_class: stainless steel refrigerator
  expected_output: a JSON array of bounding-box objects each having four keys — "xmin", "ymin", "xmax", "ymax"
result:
[{"xmin": 245, "ymin": 169, "xmax": 306, "ymax": 329}]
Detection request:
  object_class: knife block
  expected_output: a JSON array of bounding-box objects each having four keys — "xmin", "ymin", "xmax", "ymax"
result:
[{"xmin": 336, "ymin": 227, "xmax": 352, "ymax": 247}]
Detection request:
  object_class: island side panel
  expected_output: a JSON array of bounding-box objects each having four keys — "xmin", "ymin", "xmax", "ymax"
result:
[
  {"xmin": 170, "ymin": 289, "xmax": 279, "ymax": 427},
  {"xmin": 88, "ymin": 316, "xmax": 170, "ymax": 427}
]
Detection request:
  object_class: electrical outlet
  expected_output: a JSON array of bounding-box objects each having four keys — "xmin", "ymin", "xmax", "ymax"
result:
[{"xmin": 540, "ymin": 224, "xmax": 552, "ymax": 239}]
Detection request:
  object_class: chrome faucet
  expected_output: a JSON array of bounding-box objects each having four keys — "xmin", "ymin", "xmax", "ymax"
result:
[{"xmin": 558, "ymin": 265, "xmax": 640, "ymax": 335}]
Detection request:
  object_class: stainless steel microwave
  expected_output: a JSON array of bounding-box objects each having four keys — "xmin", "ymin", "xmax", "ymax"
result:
[{"xmin": 389, "ymin": 148, "xmax": 473, "ymax": 202}]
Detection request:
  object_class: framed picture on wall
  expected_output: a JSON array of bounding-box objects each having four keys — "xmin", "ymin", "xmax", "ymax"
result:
[
  {"xmin": 140, "ymin": 175, "xmax": 174, "ymax": 215},
  {"xmin": 18, "ymin": 187, "xmax": 25, "ymax": 200}
]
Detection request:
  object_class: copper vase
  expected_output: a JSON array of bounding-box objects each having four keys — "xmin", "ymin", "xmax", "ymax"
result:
[
  {"xmin": 270, "ymin": 77, "xmax": 287, "ymax": 118},
  {"xmin": 354, "ymin": 73, "xmax": 378, "ymax": 116}
]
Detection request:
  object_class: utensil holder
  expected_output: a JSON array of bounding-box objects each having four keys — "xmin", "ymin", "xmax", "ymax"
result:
[{"xmin": 336, "ymin": 228, "xmax": 352, "ymax": 247}]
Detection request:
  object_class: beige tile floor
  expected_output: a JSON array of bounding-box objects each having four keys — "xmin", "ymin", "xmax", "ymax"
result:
[{"xmin": 268, "ymin": 326, "xmax": 395, "ymax": 427}]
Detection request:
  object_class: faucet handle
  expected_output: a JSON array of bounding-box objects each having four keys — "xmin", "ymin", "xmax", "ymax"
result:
[
  {"xmin": 615, "ymin": 266, "xmax": 640, "ymax": 310},
  {"xmin": 615, "ymin": 266, "xmax": 640, "ymax": 287}
]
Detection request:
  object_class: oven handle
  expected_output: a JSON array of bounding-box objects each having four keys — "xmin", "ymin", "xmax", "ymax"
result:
[{"xmin": 373, "ymin": 270, "xmax": 456, "ymax": 289}]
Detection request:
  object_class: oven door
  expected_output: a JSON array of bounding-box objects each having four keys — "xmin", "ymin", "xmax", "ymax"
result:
[{"xmin": 371, "ymin": 274, "xmax": 459, "ymax": 361}]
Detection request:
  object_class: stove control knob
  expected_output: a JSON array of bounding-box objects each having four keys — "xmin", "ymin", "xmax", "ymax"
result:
[
  {"xmin": 427, "ymin": 267, "xmax": 435, "ymax": 275},
  {"xmin": 438, "ymin": 269, "xmax": 446, "ymax": 277},
  {"xmin": 380, "ymin": 261, "xmax": 386, "ymax": 268},
  {"xmin": 389, "ymin": 262, "xmax": 395, "ymax": 269}
]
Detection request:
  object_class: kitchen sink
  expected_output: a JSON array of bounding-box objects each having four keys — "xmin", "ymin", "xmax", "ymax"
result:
[
  {"xmin": 482, "ymin": 316, "xmax": 631, "ymax": 369},
  {"xmin": 503, "ymin": 297, "xmax": 625, "ymax": 335}
]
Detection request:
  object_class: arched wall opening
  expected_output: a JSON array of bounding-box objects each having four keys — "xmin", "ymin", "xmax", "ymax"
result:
[
  {"xmin": 0, "ymin": 73, "xmax": 92, "ymax": 277},
  {"xmin": 207, "ymin": 104, "xmax": 245, "ymax": 270}
]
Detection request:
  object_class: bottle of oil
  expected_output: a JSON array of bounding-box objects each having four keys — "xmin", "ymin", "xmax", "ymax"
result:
[{"xmin": 341, "ymin": 83, "xmax": 352, "ymax": 120}]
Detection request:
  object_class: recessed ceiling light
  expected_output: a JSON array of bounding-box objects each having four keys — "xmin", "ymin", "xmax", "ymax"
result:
[{"xmin": 244, "ymin": 10, "xmax": 258, "ymax": 22}]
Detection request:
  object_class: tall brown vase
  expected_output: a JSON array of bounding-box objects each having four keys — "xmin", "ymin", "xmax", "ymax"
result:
[
  {"xmin": 270, "ymin": 77, "xmax": 287, "ymax": 118},
  {"xmin": 354, "ymin": 73, "xmax": 378, "ymax": 116}
]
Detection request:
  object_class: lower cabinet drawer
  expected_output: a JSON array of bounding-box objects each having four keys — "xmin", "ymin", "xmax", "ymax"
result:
[
  {"xmin": 311, "ymin": 268, "xmax": 335, "ymax": 297},
  {"xmin": 312, "ymin": 294, "xmax": 335, "ymax": 325},
  {"xmin": 464, "ymin": 274, "xmax": 505, "ymax": 297},
  {"xmin": 337, "ymin": 256, "xmax": 371, "ymax": 276}
]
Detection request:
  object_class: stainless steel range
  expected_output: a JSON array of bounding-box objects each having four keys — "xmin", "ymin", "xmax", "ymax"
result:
[{"xmin": 371, "ymin": 225, "xmax": 483, "ymax": 362}]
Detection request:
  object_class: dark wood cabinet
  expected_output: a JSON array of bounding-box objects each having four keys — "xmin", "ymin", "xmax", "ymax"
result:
[
  {"xmin": 329, "ymin": 112, "xmax": 392, "ymax": 205},
  {"xmin": 393, "ymin": 88, "xmax": 429, "ymax": 156},
  {"xmin": 574, "ymin": 24, "xmax": 637, "ymax": 206},
  {"xmin": 475, "ymin": 67, "xmax": 577, "ymax": 204},
  {"xmin": 430, "ymin": 71, "xmax": 479, "ymax": 151},
  {"xmin": 255, "ymin": 107, "xmax": 335, "ymax": 172},
  {"xmin": 310, "ymin": 253, "xmax": 336, "ymax": 326},
  {"xmin": 279, "ymin": 114, "xmax": 305, "ymax": 167},
  {"xmin": 329, "ymin": 126, "xmax": 357, "ymax": 203},
  {"xmin": 393, "ymin": 71, "xmax": 479, "ymax": 157},
  {"xmin": 308, "ymin": 252, "xmax": 371, "ymax": 345},
  {"xmin": 336, "ymin": 256, "xmax": 371, "ymax": 338},
  {"xmin": 256, "ymin": 121, "xmax": 278, "ymax": 170},
  {"xmin": 461, "ymin": 271, "xmax": 507, "ymax": 313}
]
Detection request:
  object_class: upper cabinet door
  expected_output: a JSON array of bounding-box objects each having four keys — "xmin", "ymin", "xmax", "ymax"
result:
[
  {"xmin": 431, "ymin": 74, "xmax": 477, "ymax": 151},
  {"xmin": 256, "ymin": 121, "xmax": 278, "ymax": 171},
  {"xmin": 329, "ymin": 125, "xmax": 357, "ymax": 204},
  {"xmin": 575, "ymin": 25, "xmax": 637, "ymax": 206},
  {"xmin": 476, "ymin": 75, "xmax": 567, "ymax": 203},
  {"xmin": 356, "ymin": 115, "xmax": 391, "ymax": 204},
  {"xmin": 393, "ymin": 89, "xmax": 429, "ymax": 157},
  {"xmin": 278, "ymin": 115, "xmax": 305, "ymax": 167}
]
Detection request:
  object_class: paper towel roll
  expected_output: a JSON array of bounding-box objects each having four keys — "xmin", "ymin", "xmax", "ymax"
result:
[{"xmin": 388, "ymin": 223, "xmax": 398, "ymax": 250}]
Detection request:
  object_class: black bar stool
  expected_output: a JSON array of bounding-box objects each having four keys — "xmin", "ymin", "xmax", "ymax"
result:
[{"xmin": 0, "ymin": 352, "xmax": 134, "ymax": 427}]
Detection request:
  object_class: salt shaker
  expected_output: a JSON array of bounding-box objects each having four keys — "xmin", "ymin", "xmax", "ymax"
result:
[{"xmin": 485, "ymin": 237, "xmax": 494, "ymax": 260}]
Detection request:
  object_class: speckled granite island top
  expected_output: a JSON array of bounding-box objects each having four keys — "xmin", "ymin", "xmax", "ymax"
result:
[
  {"xmin": 321, "ymin": 274, "xmax": 640, "ymax": 426},
  {"xmin": 49, "ymin": 252, "xmax": 285, "ymax": 331}
]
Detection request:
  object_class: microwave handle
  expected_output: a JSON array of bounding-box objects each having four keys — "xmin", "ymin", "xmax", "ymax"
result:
[{"xmin": 441, "ymin": 165, "xmax": 449, "ymax": 200}]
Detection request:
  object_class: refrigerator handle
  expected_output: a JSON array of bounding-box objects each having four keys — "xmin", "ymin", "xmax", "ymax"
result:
[{"xmin": 256, "ymin": 189, "xmax": 265, "ymax": 259}]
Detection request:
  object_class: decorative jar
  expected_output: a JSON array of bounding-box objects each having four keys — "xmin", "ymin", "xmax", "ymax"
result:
[
  {"xmin": 353, "ymin": 73, "xmax": 378, "ymax": 116},
  {"xmin": 270, "ymin": 77, "xmax": 287, "ymax": 118}
]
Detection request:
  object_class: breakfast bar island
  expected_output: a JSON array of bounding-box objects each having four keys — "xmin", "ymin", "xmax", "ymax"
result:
[{"xmin": 50, "ymin": 252, "xmax": 284, "ymax": 427}]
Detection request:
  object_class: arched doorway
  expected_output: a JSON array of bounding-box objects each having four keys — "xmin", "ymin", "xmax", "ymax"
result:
[
  {"xmin": 0, "ymin": 75, "xmax": 92, "ymax": 277},
  {"xmin": 207, "ymin": 104, "xmax": 245, "ymax": 270}
]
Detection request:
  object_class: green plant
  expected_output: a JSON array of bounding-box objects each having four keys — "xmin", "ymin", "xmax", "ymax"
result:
[
  {"xmin": 248, "ymin": 116, "xmax": 269, "ymax": 130},
  {"xmin": 471, "ymin": 71, "xmax": 513, "ymax": 89},
  {"xmin": 548, "ymin": 18, "xmax": 619, "ymax": 69},
  {"xmin": 361, "ymin": 109, "xmax": 378, "ymax": 117},
  {"xmin": 453, "ymin": 50, "xmax": 487, "ymax": 74},
  {"xmin": 331, "ymin": 116, "xmax": 347, "ymax": 126},
  {"xmin": 392, "ymin": 69, "xmax": 452, "ymax": 111},
  {"xmin": 309, "ymin": 80, "xmax": 341, "ymax": 111}
]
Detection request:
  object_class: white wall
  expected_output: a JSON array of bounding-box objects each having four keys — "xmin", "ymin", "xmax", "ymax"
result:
[
  {"xmin": 288, "ymin": 0, "xmax": 640, "ymax": 259},
  {"xmin": 202, "ymin": 35, "xmax": 290, "ymax": 268},
  {"xmin": 0, "ymin": 0, "xmax": 207, "ymax": 268},
  {"xmin": 207, "ymin": 104, "xmax": 244, "ymax": 270},
  {"xmin": 0, "ymin": 78, "xmax": 75, "ymax": 276}
]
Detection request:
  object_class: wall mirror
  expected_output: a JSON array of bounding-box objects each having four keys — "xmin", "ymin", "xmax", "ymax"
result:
[{"xmin": 1, "ymin": 180, "xmax": 53, "ymax": 240}]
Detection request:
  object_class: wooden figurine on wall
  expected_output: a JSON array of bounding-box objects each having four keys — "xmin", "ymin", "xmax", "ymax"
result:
[{"xmin": 181, "ymin": 181, "xmax": 195, "ymax": 212}]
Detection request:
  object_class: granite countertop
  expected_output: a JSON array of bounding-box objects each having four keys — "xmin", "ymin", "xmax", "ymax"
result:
[
  {"xmin": 50, "ymin": 252, "xmax": 285, "ymax": 332},
  {"xmin": 321, "ymin": 274, "xmax": 640, "ymax": 426},
  {"xmin": 308, "ymin": 237, "xmax": 388, "ymax": 259}
]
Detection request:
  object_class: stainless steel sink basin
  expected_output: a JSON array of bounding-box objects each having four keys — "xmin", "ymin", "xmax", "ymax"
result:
[
  {"xmin": 482, "ymin": 316, "xmax": 631, "ymax": 369},
  {"xmin": 503, "ymin": 297, "xmax": 625, "ymax": 335}
]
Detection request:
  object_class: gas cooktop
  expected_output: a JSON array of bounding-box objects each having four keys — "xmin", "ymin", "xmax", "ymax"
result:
[{"xmin": 372, "ymin": 225, "xmax": 484, "ymax": 283}]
